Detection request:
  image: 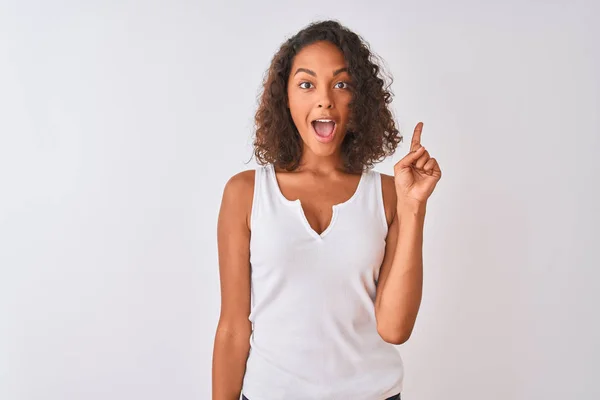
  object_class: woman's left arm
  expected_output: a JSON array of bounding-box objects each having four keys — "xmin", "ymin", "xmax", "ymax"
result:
[{"xmin": 375, "ymin": 122, "xmax": 441, "ymax": 345}]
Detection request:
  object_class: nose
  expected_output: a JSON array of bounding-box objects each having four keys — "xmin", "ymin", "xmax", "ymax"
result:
[{"xmin": 317, "ymin": 88, "xmax": 334, "ymax": 109}]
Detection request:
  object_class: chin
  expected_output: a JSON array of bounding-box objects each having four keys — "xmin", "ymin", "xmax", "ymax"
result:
[
  {"xmin": 308, "ymin": 137, "xmax": 345, "ymax": 157},
  {"xmin": 308, "ymin": 146, "xmax": 338, "ymax": 157}
]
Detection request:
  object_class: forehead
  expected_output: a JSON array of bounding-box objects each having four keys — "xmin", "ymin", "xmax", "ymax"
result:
[{"xmin": 291, "ymin": 41, "xmax": 347, "ymax": 71}]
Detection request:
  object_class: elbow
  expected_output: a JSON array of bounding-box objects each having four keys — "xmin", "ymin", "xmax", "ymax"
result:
[
  {"xmin": 377, "ymin": 324, "xmax": 413, "ymax": 345},
  {"xmin": 375, "ymin": 307, "xmax": 417, "ymax": 345}
]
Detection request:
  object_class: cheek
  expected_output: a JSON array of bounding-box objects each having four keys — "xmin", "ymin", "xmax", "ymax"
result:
[
  {"xmin": 336, "ymin": 95, "xmax": 353, "ymax": 123},
  {"xmin": 288, "ymin": 98, "xmax": 310, "ymax": 122},
  {"xmin": 335, "ymin": 91, "xmax": 353, "ymax": 107}
]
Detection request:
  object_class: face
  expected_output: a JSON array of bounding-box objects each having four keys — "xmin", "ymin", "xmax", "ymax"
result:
[{"xmin": 287, "ymin": 40, "xmax": 353, "ymax": 158}]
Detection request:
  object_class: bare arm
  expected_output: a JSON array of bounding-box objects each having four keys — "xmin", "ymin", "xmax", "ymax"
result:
[
  {"xmin": 374, "ymin": 174, "xmax": 425, "ymax": 345},
  {"xmin": 375, "ymin": 122, "xmax": 441, "ymax": 345},
  {"xmin": 212, "ymin": 170, "xmax": 255, "ymax": 400}
]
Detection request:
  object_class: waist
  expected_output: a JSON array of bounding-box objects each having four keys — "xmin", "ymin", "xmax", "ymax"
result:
[
  {"xmin": 242, "ymin": 393, "xmax": 401, "ymax": 400},
  {"xmin": 242, "ymin": 340, "xmax": 403, "ymax": 400}
]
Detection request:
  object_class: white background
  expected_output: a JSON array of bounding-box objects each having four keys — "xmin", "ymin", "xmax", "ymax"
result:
[{"xmin": 1, "ymin": 1, "xmax": 599, "ymax": 399}]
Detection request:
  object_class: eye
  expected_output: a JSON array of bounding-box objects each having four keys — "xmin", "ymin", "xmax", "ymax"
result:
[
  {"xmin": 335, "ymin": 81, "xmax": 351, "ymax": 89},
  {"xmin": 299, "ymin": 81, "xmax": 313, "ymax": 89}
]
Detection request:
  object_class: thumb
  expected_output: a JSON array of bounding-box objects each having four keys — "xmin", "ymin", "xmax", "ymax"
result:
[{"xmin": 396, "ymin": 145, "xmax": 425, "ymax": 169}]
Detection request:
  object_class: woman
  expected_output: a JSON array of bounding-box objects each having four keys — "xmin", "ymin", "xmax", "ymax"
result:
[{"xmin": 212, "ymin": 20, "xmax": 442, "ymax": 400}]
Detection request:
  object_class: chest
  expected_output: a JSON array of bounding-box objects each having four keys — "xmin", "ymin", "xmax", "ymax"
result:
[
  {"xmin": 250, "ymin": 201, "xmax": 387, "ymax": 283},
  {"xmin": 274, "ymin": 174, "xmax": 363, "ymax": 237}
]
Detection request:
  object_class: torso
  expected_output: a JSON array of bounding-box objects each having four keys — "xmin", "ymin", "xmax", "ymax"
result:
[
  {"xmin": 240, "ymin": 163, "xmax": 404, "ymax": 399},
  {"xmin": 240, "ymin": 165, "xmax": 397, "ymax": 233}
]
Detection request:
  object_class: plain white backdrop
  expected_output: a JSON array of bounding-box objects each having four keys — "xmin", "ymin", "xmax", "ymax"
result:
[{"xmin": 1, "ymin": 1, "xmax": 599, "ymax": 399}]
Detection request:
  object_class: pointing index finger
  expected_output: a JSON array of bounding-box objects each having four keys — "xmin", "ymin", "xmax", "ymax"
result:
[{"xmin": 410, "ymin": 122, "xmax": 424, "ymax": 152}]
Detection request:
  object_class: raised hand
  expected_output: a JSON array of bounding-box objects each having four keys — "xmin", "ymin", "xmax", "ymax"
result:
[{"xmin": 393, "ymin": 122, "xmax": 442, "ymax": 207}]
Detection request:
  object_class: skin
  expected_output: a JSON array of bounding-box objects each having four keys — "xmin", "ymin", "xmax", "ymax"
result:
[
  {"xmin": 287, "ymin": 40, "xmax": 353, "ymax": 161},
  {"xmin": 212, "ymin": 40, "xmax": 442, "ymax": 400}
]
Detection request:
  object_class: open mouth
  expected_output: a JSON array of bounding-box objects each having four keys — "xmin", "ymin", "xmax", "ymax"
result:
[{"xmin": 311, "ymin": 119, "xmax": 337, "ymax": 143}]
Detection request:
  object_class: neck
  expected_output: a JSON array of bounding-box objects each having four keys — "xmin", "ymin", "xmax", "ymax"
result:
[{"xmin": 297, "ymin": 147, "xmax": 345, "ymax": 175}]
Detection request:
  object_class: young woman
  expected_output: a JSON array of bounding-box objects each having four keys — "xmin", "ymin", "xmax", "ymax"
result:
[{"xmin": 212, "ymin": 20, "xmax": 442, "ymax": 400}]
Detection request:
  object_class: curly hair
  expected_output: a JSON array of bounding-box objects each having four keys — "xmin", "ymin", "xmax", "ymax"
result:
[{"xmin": 252, "ymin": 19, "xmax": 403, "ymax": 173}]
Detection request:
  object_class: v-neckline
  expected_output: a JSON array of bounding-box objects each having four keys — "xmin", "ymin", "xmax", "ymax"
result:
[{"xmin": 268, "ymin": 164, "xmax": 367, "ymax": 240}]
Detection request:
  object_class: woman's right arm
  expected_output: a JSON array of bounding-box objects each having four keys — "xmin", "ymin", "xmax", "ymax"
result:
[{"xmin": 212, "ymin": 170, "xmax": 255, "ymax": 400}]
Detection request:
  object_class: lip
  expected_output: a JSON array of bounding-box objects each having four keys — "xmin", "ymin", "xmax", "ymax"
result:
[
  {"xmin": 311, "ymin": 115, "xmax": 338, "ymax": 122},
  {"xmin": 311, "ymin": 120, "xmax": 337, "ymax": 144}
]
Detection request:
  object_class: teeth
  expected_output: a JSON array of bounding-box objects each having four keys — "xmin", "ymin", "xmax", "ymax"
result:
[{"xmin": 315, "ymin": 119, "xmax": 334, "ymax": 123}]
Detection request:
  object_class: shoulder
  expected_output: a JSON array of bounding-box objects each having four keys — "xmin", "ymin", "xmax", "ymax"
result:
[
  {"xmin": 377, "ymin": 172, "xmax": 397, "ymax": 226},
  {"xmin": 223, "ymin": 169, "xmax": 255, "ymax": 195},
  {"xmin": 220, "ymin": 169, "xmax": 256, "ymax": 229}
]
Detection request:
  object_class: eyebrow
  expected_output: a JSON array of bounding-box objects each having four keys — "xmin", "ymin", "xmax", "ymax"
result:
[{"xmin": 293, "ymin": 67, "xmax": 349, "ymax": 77}]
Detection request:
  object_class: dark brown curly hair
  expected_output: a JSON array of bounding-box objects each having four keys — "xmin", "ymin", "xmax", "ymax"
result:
[{"xmin": 252, "ymin": 19, "xmax": 403, "ymax": 173}]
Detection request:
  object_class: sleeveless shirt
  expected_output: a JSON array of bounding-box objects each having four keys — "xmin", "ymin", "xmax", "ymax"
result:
[{"xmin": 241, "ymin": 163, "xmax": 404, "ymax": 400}]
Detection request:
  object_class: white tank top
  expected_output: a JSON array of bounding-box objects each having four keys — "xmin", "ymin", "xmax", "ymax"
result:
[{"xmin": 242, "ymin": 163, "xmax": 404, "ymax": 400}]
